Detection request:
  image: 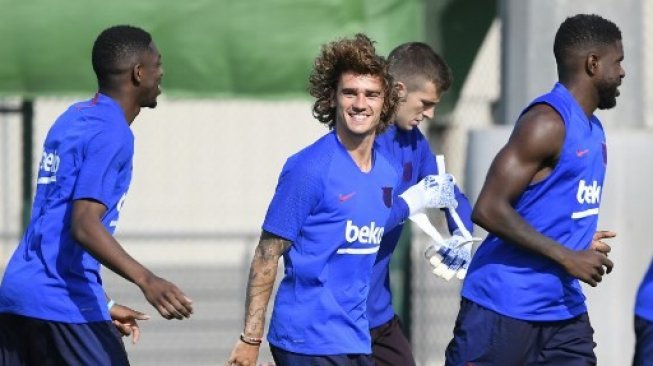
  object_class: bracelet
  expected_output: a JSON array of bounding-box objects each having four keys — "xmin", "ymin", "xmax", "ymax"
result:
[
  {"xmin": 239, "ymin": 333, "xmax": 262, "ymax": 345},
  {"xmin": 107, "ymin": 299, "xmax": 116, "ymax": 310}
]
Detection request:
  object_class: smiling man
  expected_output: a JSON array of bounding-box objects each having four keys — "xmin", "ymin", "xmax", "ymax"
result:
[
  {"xmin": 226, "ymin": 33, "xmax": 398, "ymax": 366},
  {"xmin": 227, "ymin": 34, "xmax": 457, "ymax": 366}
]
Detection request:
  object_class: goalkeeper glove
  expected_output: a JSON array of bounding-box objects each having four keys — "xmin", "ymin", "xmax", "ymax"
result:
[
  {"xmin": 399, "ymin": 174, "xmax": 458, "ymax": 216},
  {"xmin": 424, "ymin": 230, "xmax": 473, "ymax": 280}
]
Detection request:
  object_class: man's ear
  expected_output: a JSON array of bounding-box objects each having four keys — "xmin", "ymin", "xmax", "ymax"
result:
[
  {"xmin": 395, "ymin": 81, "xmax": 408, "ymax": 99},
  {"xmin": 132, "ymin": 63, "xmax": 143, "ymax": 84},
  {"xmin": 585, "ymin": 53, "xmax": 600, "ymax": 77}
]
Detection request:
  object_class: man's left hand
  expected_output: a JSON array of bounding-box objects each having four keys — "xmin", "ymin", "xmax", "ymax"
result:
[
  {"xmin": 590, "ymin": 230, "xmax": 616, "ymax": 256},
  {"xmin": 110, "ymin": 303, "xmax": 150, "ymax": 344}
]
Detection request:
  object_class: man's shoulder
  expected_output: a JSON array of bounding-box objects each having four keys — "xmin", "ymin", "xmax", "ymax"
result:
[
  {"xmin": 377, "ymin": 125, "xmax": 424, "ymax": 150},
  {"xmin": 283, "ymin": 132, "xmax": 336, "ymax": 176},
  {"xmin": 291, "ymin": 131, "xmax": 336, "ymax": 157},
  {"xmin": 69, "ymin": 95, "xmax": 129, "ymax": 128},
  {"xmin": 523, "ymin": 85, "xmax": 576, "ymax": 126}
]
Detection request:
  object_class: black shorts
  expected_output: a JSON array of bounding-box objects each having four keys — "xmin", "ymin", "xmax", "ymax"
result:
[
  {"xmin": 370, "ymin": 314, "xmax": 416, "ymax": 366},
  {"xmin": 0, "ymin": 313, "xmax": 129, "ymax": 366},
  {"xmin": 270, "ymin": 344, "xmax": 374, "ymax": 366},
  {"xmin": 634, "ymin": 315, "xmax": 653, "ymax": 366},
  {"xmin": 445, "ymin": 298, "xmax": 596, "ymax": 366}
]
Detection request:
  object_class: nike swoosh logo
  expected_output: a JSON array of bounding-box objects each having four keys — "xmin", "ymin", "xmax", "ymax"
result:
[
  {"xmin": 576, "ymin": 149, "xmax": 590, "ymax": 157},
  {"xmin": 338, "ymin": 192, "xmax": 356, "ymax": 202}
]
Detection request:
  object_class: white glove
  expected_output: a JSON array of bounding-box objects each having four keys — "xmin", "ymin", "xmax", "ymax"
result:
[
  {"xmin": 424, "ymin": 230, "xmax": 474, "ymax": 280},
  {"xmin": 399, "ymin": 174, "xmax": 458, "ymax": 216}
]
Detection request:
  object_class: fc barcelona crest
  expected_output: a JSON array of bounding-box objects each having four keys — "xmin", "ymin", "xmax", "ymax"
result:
[
  {"xmin": 601, "ymin": 142, "xmax": 607, "ymax": 166},
  {"xmin": 382, "ymin": 186, "xmax": 393, "ymax": 208},
  {"xmin": 402, "ymin": 162, "xmax": 413, "ymax": 182}
]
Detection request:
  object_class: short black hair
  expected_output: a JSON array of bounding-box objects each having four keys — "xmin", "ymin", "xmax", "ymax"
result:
[
  {"xmin": 92, "ymin": 25, "xmax": 152, "ymax": 85},
  {"xmin": 553, "ymin": 14, "xmax": 621, "ymax": 68},
  {"xmin": 387, "ymin": 42, "xmax": 452, "ymax": 93}
]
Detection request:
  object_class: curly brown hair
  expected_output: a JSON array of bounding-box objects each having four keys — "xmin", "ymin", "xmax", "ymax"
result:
[{"xmin": 309, "ymin": 33, "xmax": 397, "ymax": 133}]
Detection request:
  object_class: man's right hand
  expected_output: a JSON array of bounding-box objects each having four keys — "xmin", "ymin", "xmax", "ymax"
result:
[
  {"xmin": 226, "ymin": 340, "xmax": 260, "ymax": 366},
  {"xmin": 138, "ymin": 274, "xmax": 193, "ymax": 319},
  {"xmin": 561, "ymin": 248, "xmax": 614, "ymax": 287}
]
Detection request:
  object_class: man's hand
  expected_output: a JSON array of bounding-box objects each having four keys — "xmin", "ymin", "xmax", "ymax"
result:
[
  {"xmin": 425, "ymin": 233, "xmax": 474, "ymax": 280},
  {"xmin": 560, "ymin": 248, "xmax": 614, "ymax": 287},
  {"xmin": 226, "ymin": 340, "xmax": 260, "ymax": 366},
  {"xmin": 137, "ymin": 275, "xmax": 193, "ymax": 320},
  {"xmin": 400, "ymin": 174, "xmax": 458, "ymax": 216},
  {"xmin": 109, "ymin": 303, "xmax": 150, "ymax": 344},
  {"xmin": 590, "ymin": 230, "xmax": 616, "ymax": 256},
  {"xmin": 226, "ymin": 232, "xmax": 289, "ymax": 366}
]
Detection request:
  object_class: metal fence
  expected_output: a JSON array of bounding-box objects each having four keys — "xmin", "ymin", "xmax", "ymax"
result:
[{"xmin": 0, "ymin": 228, "xmax": 466, "ymax": 366}]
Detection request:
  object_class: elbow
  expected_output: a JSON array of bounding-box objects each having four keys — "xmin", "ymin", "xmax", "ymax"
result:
[
  {"xmin": 69, "ymin": 219, "xmax": 84, "ymax": 243},
  {"xmin": 471, "ymin": 202, "xmax": 494, "ymax": 232},
  {"xmin": 70, "ymin": 215, "xmax": 91, "ymax": 244}
]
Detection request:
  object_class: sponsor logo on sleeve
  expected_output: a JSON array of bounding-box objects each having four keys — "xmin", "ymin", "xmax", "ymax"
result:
[{"xmin": 37, "ymin": 150, "xmax": 60, "ymax": 184}]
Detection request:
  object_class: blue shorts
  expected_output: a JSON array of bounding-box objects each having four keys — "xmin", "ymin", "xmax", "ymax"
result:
[
  {"xmin": 0, "ymin": 313, "xmax": 129, "ymax": 366},
  {"xmin": 270, "ymin": 344, "xmax": 375, "ymax": 366},
  {"xmin": 634, "ymin": 315, "xmax": 653, "ymax": 366},
  {"xmin": 445, "ymin": 298, "xmax": 596, "ymax": 366}
]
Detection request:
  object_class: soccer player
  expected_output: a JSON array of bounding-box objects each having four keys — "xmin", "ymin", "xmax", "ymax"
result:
[
  {"xmin": 226, "ymin": 34, "xmax": 455, "ymax": 366},
  {"xmin": 445, "ymin": 14, "xmax": 624, "ymax": 365},
  {"xmin": 634, "ymin": 258, "xmax": 653, "ymax": 365},
  {"xmin": 369, "ymin": 42, "xmax": 474, "ymax": 366},
  {"xmin": 0, "ymin": 25, "xmax": 193, "ymax": 365}
]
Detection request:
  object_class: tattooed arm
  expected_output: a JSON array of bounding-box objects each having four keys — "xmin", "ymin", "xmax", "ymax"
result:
[{"xmin": 226, "ymin": 231, "xmax": 291, "ymax": 366}]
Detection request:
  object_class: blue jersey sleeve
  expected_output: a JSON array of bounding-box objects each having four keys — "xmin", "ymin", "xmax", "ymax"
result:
[
  {"xmin": 262, "ymin": 154, "xmax": 324, "ymax": 242},
  {"xmin": 73, "ymin": 127, "xmax": 131, "ymax": 208},
  {"xmin": 445, "ymin": 187, "xmax": 474, "ymax": 234}
]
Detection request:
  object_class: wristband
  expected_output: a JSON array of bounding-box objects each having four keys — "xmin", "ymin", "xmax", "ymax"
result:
[
  {"xmin": 107, "ymin": 299, "xmax": 116, "ymax": 310},
  {"xmin": 239, "ymin": 333, "xmax": 262, "ymax": 345}
]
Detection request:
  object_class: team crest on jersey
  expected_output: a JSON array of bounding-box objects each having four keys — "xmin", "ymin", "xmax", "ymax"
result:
[
  {"xmin": 402, "ymin": 162, "xmax": 413, "ymax": 182},
  {"xmin": 601, "ymin": 142, "xmax": 607, "ymax": 166},
  {"xmin": 382, "ymin": 186, "xmax": 393, "ymax": 208}
]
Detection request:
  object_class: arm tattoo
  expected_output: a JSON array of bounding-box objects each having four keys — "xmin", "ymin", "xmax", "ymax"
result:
[{"xmin": 243, "ymin": 231, "xmax": 290, "ymax": 337}]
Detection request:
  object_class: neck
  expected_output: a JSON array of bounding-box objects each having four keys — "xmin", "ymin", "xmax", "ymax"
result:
[
  {"xmin": 336, "ymin": 129, "xmax": 375, "ymax": 172},
  {"xmin": 559, "ymin": 79, "xmax": 597, "ymax": 119},
  {"xmin": 98, "ymin": 87, "xmax": 140, "ymax": 125}
]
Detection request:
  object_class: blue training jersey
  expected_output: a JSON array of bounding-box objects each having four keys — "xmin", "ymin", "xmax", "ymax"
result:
[
  {"xmin": 0, "ymin": 93, "xmax": 133, "ymax": 323},
  {"xmin": 635, "ymin": 259, "xmax": 653, "ymax": 321},
  {"xmin": 462, "ymin": 83, "xmax": 607, "ymax": 321},
  {"xmin": 368, "ymin": 125, "xmax": 473, "ymax": 328},
  {"xmin": 264, "ymin": 130, "xmax": 398, "ymax": 355}
]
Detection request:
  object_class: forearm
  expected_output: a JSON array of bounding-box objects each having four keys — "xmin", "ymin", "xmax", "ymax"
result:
[
  {"xmin": 444, "ymin": 185, "xmax": 473, "ymax": 234},
  {"xmin": 242, "ymin": 232, "xmax": 289, "ymax": 338},
  {"xmin": 71, "ymin": 216, "xmax": 152, "ymax": 286},
  {"xmin": 473, "ymin": 202, "xmax": 569, "ymax": 264}
]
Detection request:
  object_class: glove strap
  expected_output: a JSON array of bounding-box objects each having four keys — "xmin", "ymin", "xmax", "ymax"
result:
[{"xmin": 436, "ymin": 155, "xmax": 473, "ymax": 241}]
